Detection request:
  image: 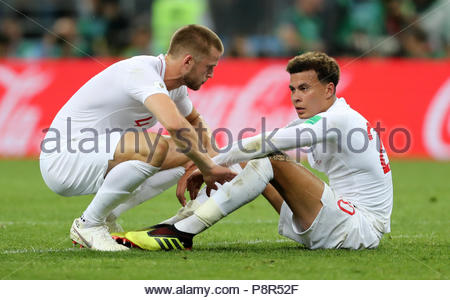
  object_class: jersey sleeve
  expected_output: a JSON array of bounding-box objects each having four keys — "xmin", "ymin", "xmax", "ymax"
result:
[
  {"xmin": 213, "ymin": 112, "xmax": 342, "ymax": 166},
  {"xmin": 123, "ymin": 63, "xmax": 169, "ymax": 103},
  {"xmin": 170, "ymin": 86, "xmax": 193, "ymax": 117}
]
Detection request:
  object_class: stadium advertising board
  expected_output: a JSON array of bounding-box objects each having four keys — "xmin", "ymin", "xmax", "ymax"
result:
[{"xmin": 0, "ymin": 58, "xmax": 448, "ymax": 159}]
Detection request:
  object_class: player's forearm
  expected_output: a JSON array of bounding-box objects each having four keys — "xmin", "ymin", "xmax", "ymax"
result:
[
  {"xmin": 167, "ymin": 124, "xmax": 215, "ymax": 172},
  {"xmin": 145, "ymin": 95, "xmax": 216, "ymax": 172},
  {"xmin": 201, "ymin": 128, "xmax": 218, "ymax": 158},
  {"xmin": 190, "ymin": 115, "xmax": 218, "ymax": 157},
  {"xmin": 213, "ymin": 124, "xmax": 322, "ymax": 166},
  {"xmin": 212, "ymin": 134, "xmax": 273, "ymax": 166}
]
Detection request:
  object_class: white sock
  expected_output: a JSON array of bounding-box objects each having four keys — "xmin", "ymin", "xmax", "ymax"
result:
[
  {"xmin": 82, "ymin": 160, "xmax": 159, "ymax": 226},
  {"xmin": 107, "ymin": 166, "xmax": 185, "ymax": 220},
  {"xmin": 163, "ymin": 164, "xmax": 243, "ymax": 225},
  {"xmin": 161, "ymin": 186, "xmax": 212, "ymax": 225},
  {"xmin": 175, "ymin": 158, "xmax": 273, "ymax": 234}
]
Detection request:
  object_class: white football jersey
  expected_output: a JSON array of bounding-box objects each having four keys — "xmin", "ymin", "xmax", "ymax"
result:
[
  {"xmin": 298, "ymin": 98, "xmax": 393, "ymax": 234},
  {"xmin": 214, "ymin": 97, "xmax": 393, "ymax": 233},
  {"xmin": 47, "ymin": 54, "xmax": 193, "ymax": 139}
]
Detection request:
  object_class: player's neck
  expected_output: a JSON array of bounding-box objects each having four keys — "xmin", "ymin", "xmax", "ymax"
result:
[
  {"xmin": 163, "ymin": 54, "xmax": 184, "ymax": 90},
  {"xmin": 323, "ymin": 95, "xmax": 337, "ymax": 112}
]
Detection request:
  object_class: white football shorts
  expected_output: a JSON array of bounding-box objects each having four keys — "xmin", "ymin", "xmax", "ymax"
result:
[
  {"xmin": 39, "ymin": 131, "xmax": 123, "ymax": 196},
  {"xmin": 278, "ymin": 183, "xmax": 383, "ymax": 249}
]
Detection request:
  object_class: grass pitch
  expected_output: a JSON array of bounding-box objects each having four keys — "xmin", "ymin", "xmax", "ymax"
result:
[{"xmin": 0, "ymin": 159, "xmax": 448, "ymax": 279}]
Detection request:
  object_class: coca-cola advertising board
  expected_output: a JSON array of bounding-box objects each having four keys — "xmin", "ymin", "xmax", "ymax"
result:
[{"xmin": 0, "ymin": 58, "xmax": 448, "ymax": 159}]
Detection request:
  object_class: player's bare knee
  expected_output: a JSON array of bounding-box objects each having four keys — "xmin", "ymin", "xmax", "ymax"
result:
[
  {"xmin": 268, "ymin": 152, "xmax": 292, "ymax": 163},
  {"xmin": 269, "ymin": 158, "xmax": 287, "ymax": 169},
  {"xmin": 268, "ymin": 153, "xmax": 297, "ymax": 171}
]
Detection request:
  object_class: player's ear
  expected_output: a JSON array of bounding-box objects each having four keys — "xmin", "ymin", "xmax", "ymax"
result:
[
  {"xmin": 183, "ymin": 55, "xmax": 194, "ymax": 67},
  {"xmin": 180, "ymin": 54, "xmax": 194, "ymax": 74},
  {"xmin": 326, "ymin": 82, "xmax": 335, "ymax": 98}
]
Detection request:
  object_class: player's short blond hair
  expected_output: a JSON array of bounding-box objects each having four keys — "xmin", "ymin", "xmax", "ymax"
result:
[
  {"xmin": 286, "ymin": 52, "xmax": 340, "ymax": 91},
  {"xmin": 168, "ymin": 24, "xmax": 224, "ymax": 60}
]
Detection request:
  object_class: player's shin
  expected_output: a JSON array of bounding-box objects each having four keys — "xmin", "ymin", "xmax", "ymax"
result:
[
  {"xmin": 175, "ymin": 158, "xmax": 273, "ymax": 234},
  {"xmin": 108, "ymin": 166, "xmax": 185, "ymax": 221},
  {"xmin": 82, "ymin": 160, "xmax": 160, "ymax": 226}
]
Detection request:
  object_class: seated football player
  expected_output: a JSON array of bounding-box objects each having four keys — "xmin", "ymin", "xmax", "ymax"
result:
[{"xmin": 113, "ymin": 51, "xmax": 393, "ymax": 250}]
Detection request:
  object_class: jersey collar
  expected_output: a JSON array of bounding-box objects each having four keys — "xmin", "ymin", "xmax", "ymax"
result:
[
  {"xmin": 327, "ymin": 97, "xmax": 348, "ymax": 113},
  {"xmin": 296, "ymin": 97, "xmax": 348, "ymax": 122}
]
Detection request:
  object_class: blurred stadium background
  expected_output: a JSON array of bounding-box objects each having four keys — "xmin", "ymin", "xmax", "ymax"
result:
[
  {"xmin": 0, "ymin": 0, "xmax": 449, "ymax": 58},
  {"xmin": 0, "ymin": 0, "xmax": 448, "ymax": 160}
]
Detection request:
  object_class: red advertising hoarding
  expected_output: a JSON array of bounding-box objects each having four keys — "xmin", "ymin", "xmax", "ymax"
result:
[{"xmin": 0, "ymin": 58, "xmax": 448, "ymax": 159}]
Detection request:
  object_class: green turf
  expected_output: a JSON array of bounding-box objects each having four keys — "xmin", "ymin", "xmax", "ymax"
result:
[{"xmin": 0, "ymin": 159, "xmax": 448, "ymax": 279}]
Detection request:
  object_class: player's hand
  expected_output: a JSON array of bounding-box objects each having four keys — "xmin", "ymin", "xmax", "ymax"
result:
[
  {"xmin": 176, "ymin": 161, "xmax": 198, "ymax": 206},
  {"xmin": 201, "ymin": 165, "xmax": 237, "ymax": 196},
  {"xmin": 186, "ymin": 169, "xmax": 205, "ymax": 200}
]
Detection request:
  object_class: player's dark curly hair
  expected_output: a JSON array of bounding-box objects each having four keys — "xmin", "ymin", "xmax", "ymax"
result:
[
  {"xmin": 286, "ymin": 52, "xmax": 340, "ymax": 92},
  {"xmin": 168, "ymin": 24, "xmax": 224, "ymax": 59}
]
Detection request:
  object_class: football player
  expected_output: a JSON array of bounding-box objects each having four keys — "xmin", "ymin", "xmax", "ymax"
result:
[
  {"xmin": 40, "ymin": 25, "xmax": 235, "ymax": 251},
  {"xmin": 116, "ymin": 52, "xmax": 393, "ymax": 250}
]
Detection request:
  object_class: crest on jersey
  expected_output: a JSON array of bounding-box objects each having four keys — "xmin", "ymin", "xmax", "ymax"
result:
[{"xmin": 153, "ymin": 81, "xmax": 165, "ymax": 89}]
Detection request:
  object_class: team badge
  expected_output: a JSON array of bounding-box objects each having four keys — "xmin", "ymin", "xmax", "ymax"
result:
[{"xmin": 153, "ymin": 81, "xmax": 165, "ymax": 89}]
